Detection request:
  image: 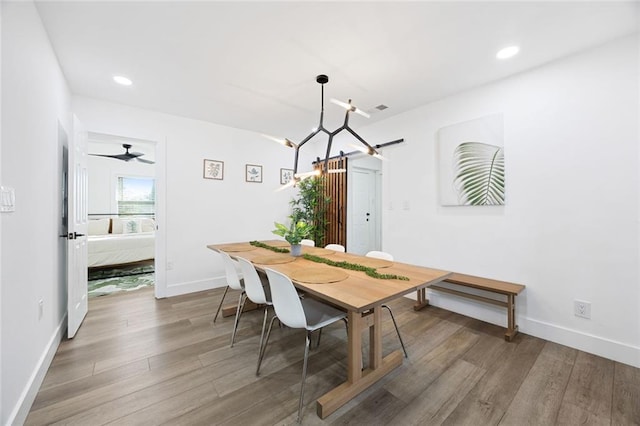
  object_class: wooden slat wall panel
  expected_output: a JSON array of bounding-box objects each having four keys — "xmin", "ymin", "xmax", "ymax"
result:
[{"xmin": 317, "ymin": 158, "xmax": 347, "ymax": 248}]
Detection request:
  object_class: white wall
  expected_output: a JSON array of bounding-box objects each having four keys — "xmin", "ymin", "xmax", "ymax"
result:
[
  {"xmin": 73, "ymin": 97, "xmax": 314, "ymax": 297},
  {"xmin": 1, "ymin": 2, "xmax": 72, "ymax": 424},
  {"xmin": 360, "ymin": 35, "xmax": 640, "ymax": 367}
]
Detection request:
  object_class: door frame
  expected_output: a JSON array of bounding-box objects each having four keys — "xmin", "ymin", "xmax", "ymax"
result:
[{"xmin": 85, "ymin": 132, "xmax": 167, "ymax": 299}]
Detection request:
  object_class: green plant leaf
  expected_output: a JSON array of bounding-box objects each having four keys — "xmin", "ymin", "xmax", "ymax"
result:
[{"xmin": 453, "ymin": 142, "xmax": 505, "ymax": 205}]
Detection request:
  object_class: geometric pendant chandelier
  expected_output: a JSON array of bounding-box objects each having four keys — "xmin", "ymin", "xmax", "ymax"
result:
[{"xmin": 265, "ymin": 74, "xmax": 385, "ymax": 188}]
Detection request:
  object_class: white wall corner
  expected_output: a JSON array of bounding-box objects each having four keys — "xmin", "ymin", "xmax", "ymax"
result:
[
  {"xmin": 7, "ymin": 314, "xmax": 67, "ymax": 426},
  {"xmin": 163, "ymin": 276, "xmax": 227, "ymax": 298}
]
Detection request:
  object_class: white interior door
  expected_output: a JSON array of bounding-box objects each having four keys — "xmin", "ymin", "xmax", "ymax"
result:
[
  {"xmin": 350, "ymin": 168, "xmax": 379, "ymax": 255},
  {"xmin": 67, "ymin": 115, "xmax": 89, "ymax": 338}
]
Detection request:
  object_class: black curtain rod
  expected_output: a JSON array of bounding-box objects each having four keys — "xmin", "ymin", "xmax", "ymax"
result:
[{"xmin": 312, "ymin": 138, "xmax": 404, "ymax": 164}]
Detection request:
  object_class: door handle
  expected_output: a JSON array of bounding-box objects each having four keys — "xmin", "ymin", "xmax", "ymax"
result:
[{"xmin": 64, "ymin": 232, "xmax": 86, "ymax": 240}]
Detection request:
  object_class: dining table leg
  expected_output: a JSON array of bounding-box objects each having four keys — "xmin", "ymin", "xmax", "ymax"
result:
[{"xmin": 316, "ymin": 306, "xmax": 404, "ymax": 419}]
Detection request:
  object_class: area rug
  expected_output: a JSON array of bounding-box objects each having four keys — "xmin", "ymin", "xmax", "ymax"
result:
[{"xmin": 88, "ymin": 264, "xmax": 154, "ymax": 297}]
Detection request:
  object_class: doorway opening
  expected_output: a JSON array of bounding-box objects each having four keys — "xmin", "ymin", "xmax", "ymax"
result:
[
  {"xmin": 347, "ymin": 157, "xmax": 382, "ymax": 255},
  {"xmin": 86, "ymin": 133, "xmax": 158, "ymax": 298}
]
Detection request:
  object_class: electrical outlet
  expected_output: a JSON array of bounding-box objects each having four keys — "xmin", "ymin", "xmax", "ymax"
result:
[
  {"xmin": 574, "ymin": 300, "xmax": 591, "ymax": 319},
  {"xmin": 38, "ymin": 299, "xmax": 44, "ymax": 320},
  {"xmin": 166, "ymin": 261, "xmax": 174, "ymax": 270}
]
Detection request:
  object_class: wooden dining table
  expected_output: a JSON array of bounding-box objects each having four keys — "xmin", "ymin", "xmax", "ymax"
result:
[{"xmin": 207, "ymin": 240, "xmax": 451, "ymax": 419}]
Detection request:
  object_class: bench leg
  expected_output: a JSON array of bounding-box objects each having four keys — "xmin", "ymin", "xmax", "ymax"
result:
[
  {"xmin": 414, "ymin": 288, "xmax": 429, "ymax": 311},
  {"xmin": 505, "ymin": 294, "xmax": 518, "ymax": 341}
]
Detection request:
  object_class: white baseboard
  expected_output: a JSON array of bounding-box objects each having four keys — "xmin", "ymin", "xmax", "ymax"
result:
[
  {"xmin": 163, "ymin": 276, "xmax": 226, "ymax": 298},
  {"xmin": 405, "ymin": 292, "xmax": 640, "ymax": 368},
  {"xmin": 8, "ymin": 314, "xmax": 67, "ymax": 426},
  {"xmin": 521, "ymin": 317, "xmax": 640, "ymax": 368}
]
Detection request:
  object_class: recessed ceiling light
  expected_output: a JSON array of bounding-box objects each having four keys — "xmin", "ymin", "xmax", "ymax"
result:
[
  {"xmin": 113, "ymin": 75, "xmax": 133, "ymax": 86},
  {"xmin": 496, "ymin": 46, "xmax": 520, "ymax": 60}
]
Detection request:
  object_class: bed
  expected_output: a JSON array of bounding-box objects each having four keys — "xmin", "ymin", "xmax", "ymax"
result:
[{"xmin": 88, "ymin": 217, "xmax": 155, "ymax": 268}]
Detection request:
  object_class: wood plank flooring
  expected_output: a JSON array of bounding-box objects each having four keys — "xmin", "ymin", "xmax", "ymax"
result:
[{"xmin": 26, "ymin": 287, "xmax": 639, "ymax": 425}]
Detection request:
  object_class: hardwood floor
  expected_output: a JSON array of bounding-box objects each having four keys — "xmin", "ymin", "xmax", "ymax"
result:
[{"xmin": 26, "ymin": 287, "xmax": 639, "ymax": 425}]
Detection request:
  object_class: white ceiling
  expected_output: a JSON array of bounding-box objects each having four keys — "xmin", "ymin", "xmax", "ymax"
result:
[{"xmin": 36, "ymin": 1, "xmax": 638, "ymax": 142}]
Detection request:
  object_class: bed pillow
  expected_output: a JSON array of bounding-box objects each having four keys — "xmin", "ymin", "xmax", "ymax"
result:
[
  {"xmin": 140, "ymin": 218, "xmax": 156, "ymax": 232},
  {"xmin": 88, "ymin": 218, "xmax": 110, "ymax": 235},
  {"xmin": 111, "ymin": 218, "xmax": 141, "ymax": 234},
  {"xmin": 122, "ymin": 219, "xmax": 141, "ymax": 234}
]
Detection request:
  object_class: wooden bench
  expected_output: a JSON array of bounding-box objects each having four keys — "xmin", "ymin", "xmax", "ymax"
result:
[{"xmin": 414, "ymin": 273, "xmax": 525, "ymax": 341}]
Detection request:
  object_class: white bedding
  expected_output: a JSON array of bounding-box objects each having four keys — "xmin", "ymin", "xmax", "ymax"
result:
[{"xmin": 88, "ymin": 232, "xmax": 155, "ymax": 268}]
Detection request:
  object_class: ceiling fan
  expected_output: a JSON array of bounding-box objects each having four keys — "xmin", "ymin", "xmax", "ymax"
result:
[{"xmin": 89, "ymin": 144, "xmax": 154, "ymax": 164}]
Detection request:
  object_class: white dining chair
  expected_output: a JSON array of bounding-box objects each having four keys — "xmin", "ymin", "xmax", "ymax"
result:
[
  {"xmin": 324, "ymin": 243, "xmax": 345, "ymax": 252},
  {"xmin": 236, "ymin": 257, "xmax": 274, "ymax": 370},
  {"xmin": 300, "ymin": 239, "xmax": 315, "ymax": 247},
  {"xmin": 216, "ymin": 251, "xmax": 247, "ymax": 347},
  {"xmin": 365, "ymin": 250, "xmax": 408, "ymax": 358},
  {"xmin": 258, "ymin": 268, "xmax": 347, "ymax": 423}
]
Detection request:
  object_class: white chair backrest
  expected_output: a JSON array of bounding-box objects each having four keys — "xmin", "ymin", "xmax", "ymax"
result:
[
  {"xmin": 236, "ymin": 257, "xmax": 268, "ymax": 304},
  {"xmin": 220, "ymin": 251, "xmax": 243, "ymax": 291},
  {"xmin": 265, "ymin": 268, "xmax": 307, "ymax": 329},
  {"xmin": 300, "ymin": 239, "xmax": 315, "ymax": 247},
  {"xmin": 325, "ymin": 244, "xmax": 345, "ymax": 252},
  {"xmin": 365, "ymin": 250, "xmax": 394, "ymax": 261}
]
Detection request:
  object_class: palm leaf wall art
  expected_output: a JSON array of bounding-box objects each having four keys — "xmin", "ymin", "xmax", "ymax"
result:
[{"xmin": 453, "ymin": 142, "xmax": 505, "ymax": 205}]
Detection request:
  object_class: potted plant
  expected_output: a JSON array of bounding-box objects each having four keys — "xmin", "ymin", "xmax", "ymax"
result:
[
  {"xmin": 289, "ymin": 176, "xmax": 330, "ymax": 247},
  {"xmin": 272, "ymin": 216, "xmax": 311, "ymax": 256}
]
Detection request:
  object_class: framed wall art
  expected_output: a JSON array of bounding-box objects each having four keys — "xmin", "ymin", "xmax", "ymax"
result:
[
  {"xmin": 203, "ymin": 159, "xmax": 224, "ymax": 180},
  {"xmin": 280, "ymin": 168, "xmax": 294, "ymax": 185},
  {"xmin": 437, "ymin": 113, "xmax": 505, "ymax": 206},
  {"xmin": 245, "ymin": 164, "xmax": 263, "ymax": 183}
]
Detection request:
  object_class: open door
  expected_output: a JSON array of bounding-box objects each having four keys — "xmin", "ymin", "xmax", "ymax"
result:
[{"xmin": 67, "ymin": 115, "xmax": 89, "ymax": 338}]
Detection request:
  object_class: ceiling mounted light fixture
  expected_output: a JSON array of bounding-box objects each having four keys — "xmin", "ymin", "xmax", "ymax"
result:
[
  {"xmin": 496, "ymin": 45, "xmax": 520, "ymax": 60},
  {"xmin": 266, "ymin": 74, "xmax": 385, "ymax": 184},
  {"xmin": 113, "ymin": 75, "xmax": 133, "ymax": 86}
]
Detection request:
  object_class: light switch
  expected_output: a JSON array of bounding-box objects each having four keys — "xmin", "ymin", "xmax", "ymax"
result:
[
  {"xmin": 403, "ymin": 200, "xmax": 410, "ymax": 210},
  {"xmin": 0, "ymin": 187, "xmax": 15, "ymax": 212}
]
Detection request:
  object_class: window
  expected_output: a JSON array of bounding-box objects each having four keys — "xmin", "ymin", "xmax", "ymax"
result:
[{"xmin": 117, "ymin": 176, "xmax": 155, "ymax": 215}]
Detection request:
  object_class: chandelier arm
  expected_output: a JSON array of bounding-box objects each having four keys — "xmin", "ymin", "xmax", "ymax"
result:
[
  {"xmin": 323, "ymin": 134, "xmax": 335, "ymax": 172},
  {"xmin": 297, "ymin": 129, "xmax": 321, "ymax": 148},
  {"xmin": 342, "ymin": 108, "xmax": 351, "ymax": 127},
  {"xmin": 345, "ymin": 127, "xmax": 377, "ymax": 154},
  {"xmin": 293, "ymin": 146, "xmax": 301, "ymax": 175}
]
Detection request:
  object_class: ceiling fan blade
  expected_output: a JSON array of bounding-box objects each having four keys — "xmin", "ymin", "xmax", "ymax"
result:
[
  {"xmin": 136, "ymin": 157, "xmax": 155, "ymax": 164},
  {"xmin": 89, "ymin": 153, "xmax": 117, "ymax": 159},
  {"xmin": 89, "ymin": 153, "xmax": 130, "ymax": 161},
  {"xmin": 330, "ymin": 98, "xmax": 370, "ymax": 118}
]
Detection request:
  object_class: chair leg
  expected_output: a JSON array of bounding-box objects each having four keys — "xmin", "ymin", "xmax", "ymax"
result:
[
  {"xmin": 315, "ymin": 328, "xmax": 322, "ymax": 349},
  {"xmin": 297, "ymin": 331, "xmax": 312, "ymax": 423},
  {"xmin": 256, "ymin": 315, "xmax": 278, "ymax": 376},
  {"xmin": 382, "ymin": 304, "xmax": 408, "ymax": 358},
  {"xmin": 213, "ymin": 286, "xmax": 229, "ymax": 323},
  {"xmin": 230, "ymin": 292, "xmax": 246, "ymax": 347},
  {"xmin": 258, "ymin": 306, "xmax": 269, "ymax": 358}
]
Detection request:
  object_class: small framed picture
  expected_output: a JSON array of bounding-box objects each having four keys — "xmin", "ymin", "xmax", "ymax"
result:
[
  {"xmin": 203, "ymin": 159, "xmax": 224, "ymax": 180},
  {"xmin": 245, "ymin": 164, "xmax": 263, "ymax": 183},
  {"xmin": 280, "ymin": 168, "xmax": 294, "ymax": 185}
]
